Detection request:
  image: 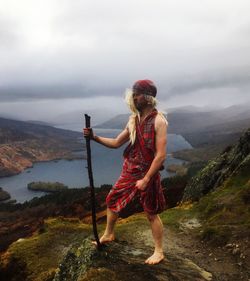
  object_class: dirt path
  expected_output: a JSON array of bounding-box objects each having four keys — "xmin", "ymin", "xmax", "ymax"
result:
[
  {"xmin": 141, "ymin": 225, "xmax": 249, "ymax": 281},
  {"xmin": 53, "ymin": 216, "xmax": 249, "ymax": 281}
]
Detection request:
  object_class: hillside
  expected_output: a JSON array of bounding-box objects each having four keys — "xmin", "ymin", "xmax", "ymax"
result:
[
  {"xmin": 0, "ymin": 117, "xmax": 81, "ymax": 140},
  {"xmin": 182, "ymin": 128, "xmax": 250, "ymax": 201},
  {"xmin": 0, "ymin": 129, "xmax": 249, "ymax": 280},
  {"xmin": 167, "ymin": 103, "xmax": 250, "ymax": 135},
  {"xmin": 0, "ymin": 117, "xmax": 83, "ymax": 178},
  {"xmin": 0, "ymin": 168, "xmax": 249, "ymax": 280},
  {"xmin": 0, "ymin": 125, "xmax": 250, "ymax": 281},
  {"xmin": 0, "ymin": 186, "xmax": 110, "ymax": 253},
  {"xmin": 95, "ymin": 105, "xmax": 250, "ymax": 150},
  {"xmin": 179, "ymin": 117, "xmax": 250, "ymax": 148},
  {"xmin": 94, "ymin": 113, "xmax": 129, "ymax": 129}
]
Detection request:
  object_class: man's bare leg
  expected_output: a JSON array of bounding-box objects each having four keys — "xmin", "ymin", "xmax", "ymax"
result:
[
  {"xmin": 145, "ymin": 213, "xmax": 164, "ymax": 264},
  {"xmin": 93, "ymin": 207, "xmax": 118, "ymax": 245}
]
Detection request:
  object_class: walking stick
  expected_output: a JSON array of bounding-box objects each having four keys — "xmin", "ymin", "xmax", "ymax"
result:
[{"xmin": 84, "ymin": 114, "xmax": 101, "ymax": 249}]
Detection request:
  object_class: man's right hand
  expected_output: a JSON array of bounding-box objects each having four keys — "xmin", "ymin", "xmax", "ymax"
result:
[{"xmin": 83, "ymin": 128, "xmax": 94, "ymax": 140}]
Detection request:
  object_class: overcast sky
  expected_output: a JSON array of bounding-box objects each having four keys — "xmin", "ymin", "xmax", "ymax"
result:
[{"xmin": 0, "ymin": 0, "xmax": 250, "ymax": 126}]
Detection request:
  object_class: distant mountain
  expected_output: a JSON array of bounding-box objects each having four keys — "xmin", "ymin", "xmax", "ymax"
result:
[
  {"xmin": 182, "ymin": 117, "xmax": 250, "ymax": 147},
  {"xmin": 0, "ymin": 127, "xmax": 34, "ymax": 144},
  {"xmin": 25, "ymin": 120, "xmax": 55, "ymax": 126},
  {"xmin": 94, "ymin": 114, "xmax": 129, "ymax": 129},
  {"xmin": 0, "ymin": 117, "xmax": 81, "ymax": 140},
  {"xmin": 0, "ymin": 117, "xmax": 82, "ymax": 177},
  {"xmin": 216, "ymin": 103, "xmax": 250, "ymax": 121},
  {"xmin": 96, "ymin": 103, "xmax": 250, "ymax": 130},
  {"xmin": 166, "ymin": 105, "xmax": 222, "ymax": 113},
  {"xmin": 167, "ymin": 103, "xmax": 250, "ymax": 134},
  {"xmin": 95, "ymin": 104, "xmax": 250, "ymax": 148}
]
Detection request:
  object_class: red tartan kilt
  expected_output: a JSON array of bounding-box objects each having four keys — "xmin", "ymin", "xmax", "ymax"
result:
[
  {"xmin": 106, "ymin": 163, "xmax": 166, "ymax": 215},
  {"xmin": 140, "ymin": 173, "xmax": 166, "ymax": 215}
]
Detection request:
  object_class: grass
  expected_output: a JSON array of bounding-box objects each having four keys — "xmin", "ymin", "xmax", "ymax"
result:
[
  {"xmin": 194, "ymin": 172, "xmax": 250, "ymax": 226},
  {"xmin": 172, "ymin": 144, "xmax": 227, "ymax": 162},
  {"xmin": 1, "ymin": 217, "xmax": 92, "ymax": 281},
  {"xmin": 200, "ymin": 225, "xmax": 232, "ymax": 246},
  {"xmin": 190, "ymin": 164, "xmax": 250, "ymax": 245},
  {"xmin": 160, "ymin": 205, "xmax": 194, "ymax": 228},
  {"xmin": 115, "ymin": 214, "xmax": 149, "ymax": 240},
  {"xmin": 160, "ymin": 163, "xmax": 250, "ymax": 246},
  {"xmin": 1, "ymin": 161, "xmax": 249, "ymax": 279}
]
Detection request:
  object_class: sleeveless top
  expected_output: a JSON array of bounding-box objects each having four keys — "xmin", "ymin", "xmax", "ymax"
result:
[{"xmin": 106, "ymin": 110, "xmax": 166, "ymax": 214}]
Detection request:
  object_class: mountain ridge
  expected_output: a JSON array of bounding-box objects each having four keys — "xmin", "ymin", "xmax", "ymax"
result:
[
  {"xmin": 0, "ymin": 117, "xmax": 83, "ymax": 178},
  {"xmin": 94, "ymin": 105, "xmax": 250, "ymax": 149}
]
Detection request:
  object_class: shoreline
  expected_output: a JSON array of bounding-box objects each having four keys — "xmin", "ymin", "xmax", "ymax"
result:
[
  {"xmin": 0, "ymin": 156, "xmax": 185, "ymax": 204},
  {"xmin": 0, "ymin": 133, "xmax": 192, "ymax": 203},
  {"xmin": 0, "ymin": 151, "xmax": 85, "ymax": 179},
  {"xmin": 0, "ymin": 187, "xmax": 11, "ymax": 202}
]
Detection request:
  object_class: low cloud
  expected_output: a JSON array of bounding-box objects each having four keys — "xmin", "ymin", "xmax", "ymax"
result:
[
  {"xmin": 0, "ymin": 0, "xmax": 250, "ymax": 121},
  {"xmin": 167, "ymin": 68, "xmax": 250, "ymax": 97}
]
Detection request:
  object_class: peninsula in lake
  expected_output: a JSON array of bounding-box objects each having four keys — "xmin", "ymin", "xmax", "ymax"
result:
[{"xmin": 0, "ymin": 117, "xmax": 83, "ymax": 178}]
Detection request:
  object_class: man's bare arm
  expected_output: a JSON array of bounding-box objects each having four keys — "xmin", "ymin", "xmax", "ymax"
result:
[
  {"xmin": 94, "ymin": 129, "xmax": 130, "ymax": 148},
  {"xmin": 136, "ymin": 114, "xmax": 168, "ymax": 191},
  {"xmin": 83, "ymin": 127, "xmax": 130, "ymax": 149}
]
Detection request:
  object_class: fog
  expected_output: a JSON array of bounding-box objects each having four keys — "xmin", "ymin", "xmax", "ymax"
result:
[{"xmin": 0, "ymin": 0, "xmax": 249, "ymax": 125}]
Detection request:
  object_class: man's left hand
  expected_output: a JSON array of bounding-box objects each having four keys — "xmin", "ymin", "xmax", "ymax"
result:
[{"xmin": 136, "ymin": 177, "xmax": 150, "ymax": 191}]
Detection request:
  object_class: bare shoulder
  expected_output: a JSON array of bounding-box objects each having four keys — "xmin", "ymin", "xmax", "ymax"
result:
[{"xmin": 155, "ymin": 113, "xmax": 168, "ymax": 130}]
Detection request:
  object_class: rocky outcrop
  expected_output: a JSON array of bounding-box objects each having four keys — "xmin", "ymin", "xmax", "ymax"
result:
[
  {"xmin": 1, "ymin": 183, "xmax": 248, "ymax": 280},
  {"xmin": 53, "ymin": 239, "xmax": 212, "ymax": 281},
  {"xmin": 182, "ymin": 128, "xmax": 250, "ymax": 201}
]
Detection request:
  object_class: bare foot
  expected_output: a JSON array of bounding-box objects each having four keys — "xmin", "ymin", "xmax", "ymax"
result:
[
  {"xmin": 92, "ymin": 234, "xmax": 115, "ymax": 246},
  {"xmin": 145, "ymin": 251, "xmax": 164, "ymax": 265}
]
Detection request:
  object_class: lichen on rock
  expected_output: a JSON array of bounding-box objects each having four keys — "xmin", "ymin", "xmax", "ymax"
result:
[
  {"xmin": 182, "ymin": 128, "xmax": 250, "ymax": 201},
  {"xmin": 53, "ymin": 238, "xmax": 212, "ymax": 281}
]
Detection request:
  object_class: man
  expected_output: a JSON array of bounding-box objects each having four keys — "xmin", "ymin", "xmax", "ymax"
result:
[{"xmin": 84, "ymin": 79, "xmax": 168, "ymax": 265}]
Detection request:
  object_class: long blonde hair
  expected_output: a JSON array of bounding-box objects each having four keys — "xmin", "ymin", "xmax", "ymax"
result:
[{"xmin": 125, "ymin": 89, "xmax": 166, "ymax": 145}]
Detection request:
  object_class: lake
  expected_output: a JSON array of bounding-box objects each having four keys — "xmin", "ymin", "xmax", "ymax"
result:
[{"xmin": 0, "ymin": 129, "xmax": 192, "ymax": 203}]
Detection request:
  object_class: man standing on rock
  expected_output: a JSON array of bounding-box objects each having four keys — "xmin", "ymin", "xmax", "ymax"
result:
[{"xmin": 84, "ymin": 79, "xmax": 168, "ymax": 265}]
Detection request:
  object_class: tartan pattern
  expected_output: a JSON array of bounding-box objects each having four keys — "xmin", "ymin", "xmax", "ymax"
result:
[{"xmin": 106, "ymin": 110, "xmax": 166, "ymax": 215}]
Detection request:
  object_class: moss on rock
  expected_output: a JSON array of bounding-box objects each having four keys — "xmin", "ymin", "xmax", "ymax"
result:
[{"xmin": 182, "ymin": 128, "xmax": 250, "ymax": 201}]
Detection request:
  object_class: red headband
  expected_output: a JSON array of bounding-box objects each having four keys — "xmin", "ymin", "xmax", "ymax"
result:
[{"xmin": 132, "ymin": 79, "xmax": 157, "ymax": 97}]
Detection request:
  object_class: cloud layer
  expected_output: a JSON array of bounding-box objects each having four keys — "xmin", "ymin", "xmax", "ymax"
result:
[{"xmin": 0, "ymin": 0, "xmax": 249, "ymax": 123}]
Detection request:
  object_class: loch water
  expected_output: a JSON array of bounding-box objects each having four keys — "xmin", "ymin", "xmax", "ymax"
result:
[{"xmin": 0, "ymin": 129, "xmax": 192, "ymax": 203}]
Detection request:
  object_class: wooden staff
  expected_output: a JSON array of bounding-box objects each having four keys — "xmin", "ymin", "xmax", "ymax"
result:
[{"xmin": 84, "ymin": 114, "xmax": 101, "ymax": 249}]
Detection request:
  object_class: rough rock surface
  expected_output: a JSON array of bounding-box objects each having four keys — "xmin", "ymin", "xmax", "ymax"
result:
[
  {"xmin": 182, "ymin": 128, "xmax": 250, "ymax": 201},
  {"xmin": 53, "ymin": 239, "xmax": 212, "ymax": 281}
]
